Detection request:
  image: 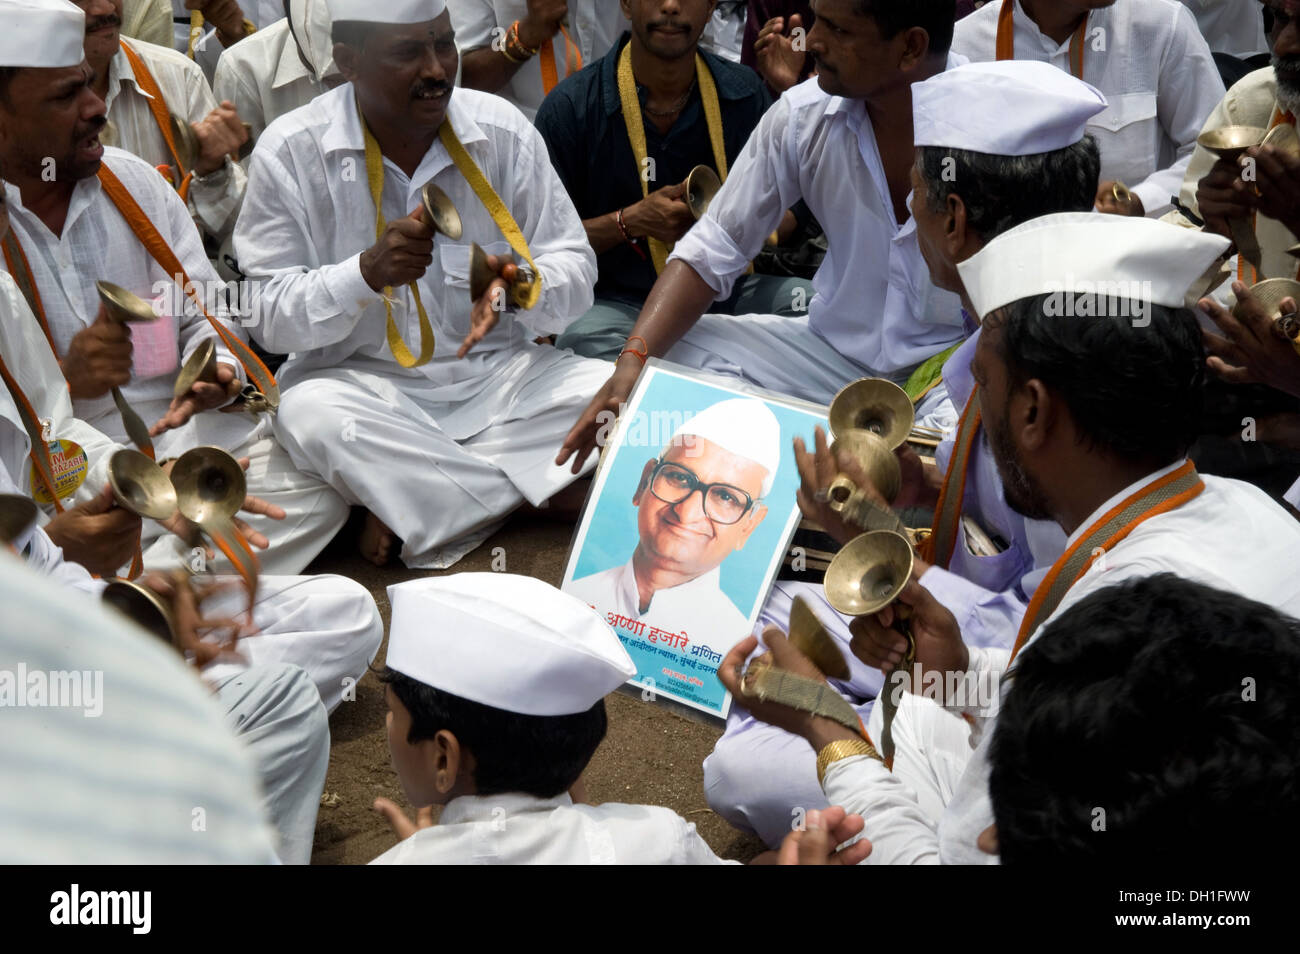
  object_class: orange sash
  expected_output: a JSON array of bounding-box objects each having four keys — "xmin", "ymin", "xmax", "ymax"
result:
[
  {"xmin": 1009, "ymin": 461, "xmax": 1205, "ymax": 662},
  {"xmin": 0, "ymin": 353, "xmax": 63, "ymax": 514},
  {"xmin": 120, "ymin": 41, "xmax": 193, "ymax": 201},
  {"xmin": 539, "ymin": 24, "xmax": 582, "ymax": 95},
  {"xmin": 919, "ymin": 386, "xmax": 981, "ymax": 568},
  {"xmin": 996, "ymin": 0, "xmax": 1089, "ymax": 80}
]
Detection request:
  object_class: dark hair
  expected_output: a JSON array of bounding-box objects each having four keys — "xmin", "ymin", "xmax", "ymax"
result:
[
  {"xmin": 855, "ymin": 0, "xmax": 956, "ymax": 55},
  {"xmin": 380, "ymin": 667, "xmax": 608, "ymax": 799},
  {"xmin": 983, "ymin": 294, "xmax": 1206, "ymax": 467},
  {"xmin": 331, "ymin": 20, "xmax": 378, "ymax": 50},
  {"xmin": 918, "ymin": 137, "xmax": 1101, "ymax": 243},
  {"xmin": 990, "ymin": 574, "xmax": 1300, "ymax": 864}
]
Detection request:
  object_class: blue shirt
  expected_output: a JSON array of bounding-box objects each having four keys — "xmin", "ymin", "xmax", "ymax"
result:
[{"xmin": 535, "ymin": 34, "xmax": 772, "ymax": 303}]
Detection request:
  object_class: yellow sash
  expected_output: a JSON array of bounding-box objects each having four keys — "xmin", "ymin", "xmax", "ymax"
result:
[{"xmin": 616, "ymin": 44, "xmax": 727, "ymax": 274}]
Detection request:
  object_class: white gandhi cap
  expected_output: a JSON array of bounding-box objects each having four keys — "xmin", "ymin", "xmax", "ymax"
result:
[
  {"xmin": 957, "ymin": 212, "xmax": 1232, "ymax": 319},
  {"xmin": 385, "ymin": 574, "xmax": 636, "ymax": 717},
  {"xmin": 0, "ymin": 0, "xmax": 85, "ymax": 69},
  {"xmin": 326, "ymin": 0, "xmax": 445, "ymax": 23},
  {"xmin": 666, "ymin": 397, "xmax": 782, "ymax": 498},
  {"xmin": 913, "ymin": 60, "xmax": 1107, "ymax": 156}
]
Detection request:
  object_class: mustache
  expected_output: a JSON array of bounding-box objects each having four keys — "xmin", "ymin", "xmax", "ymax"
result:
[
  {"xmin": 410, "ymin": 79, "xmax": 452, "ymax": 97},
  {"xmin": 1273, "ymin": 54, "xmax": 1300, "ymax": 76},
  {"xmin": 75, "ymin": 114, "xmax": 108, "ymax": 139},
  {"xmin": 85, "ymin": 13, "xmax": 121, "ymax": 32},
  {"xmin": 648, "ymin": 19, "xmax": 689, "ymax": 30}
]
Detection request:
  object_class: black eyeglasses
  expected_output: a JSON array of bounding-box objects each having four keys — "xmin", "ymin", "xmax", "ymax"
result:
[{"xmin": 648, "ymin": 461, "xmax": 756, "ymax": 525}]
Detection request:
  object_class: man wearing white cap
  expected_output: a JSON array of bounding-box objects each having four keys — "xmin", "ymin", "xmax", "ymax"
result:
[
  {"xmin": 567, "ymin": 397, "xmax": 778, "ymax": 640},
  {"xmin": 556, "ymin": 1, "xmax": 967, "ymax": 476},
  {"xmin": 235, "ymin": 0, "xmax": 612, "ymax": 569},
  {"xmin": 725, "ymin": 212, "xmax": 1300, "ymax": 863},
  {"xmin": 68, "ymin": 0, "xmax": 251, "ymax": 245},
  {"xmin": 369, "ymin": 573, "xmax": 871, "ymax": 864},
  {"xmin": 702, "ymin": 59, "xmax": 1107, "ymax": 848},
  {"xmin": 951, "ymin": 0, "xmax": 1224, "ymax": 219},
  {"xmin": 0, "ymin": 0, "xmax": 351, "ymax": 576},
  {"xmin": 213, "ymin": 0, "xmax": 340, "ymax": 147}
]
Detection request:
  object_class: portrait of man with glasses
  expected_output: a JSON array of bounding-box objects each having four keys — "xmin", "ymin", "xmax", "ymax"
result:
[{"xmin": 566, "ymin": 397, "xmax": 780, "ymax": 639}]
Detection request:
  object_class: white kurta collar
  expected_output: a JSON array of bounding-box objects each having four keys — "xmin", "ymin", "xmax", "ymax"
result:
[
  {"xmin": 106, "ymin": 45, "xmax": 160, "ymax": 115},
  {"xmin": 440, "ymin": 791, "xmax": 573, "ymax": 825},
  {"xmin": 1063, "ymin": 458, "xmax": 1190, "ymax": 549},
  {"xmin": 614, "ymin": 558, "xmax": 728, "ymax": 617},
  {"xmin": 1012, "ymin": 0, "xmax": 1113, "ymax": 58},
  {"xmin": 271, "ymin": 33, "xmax": 315, "ymax": 91}
]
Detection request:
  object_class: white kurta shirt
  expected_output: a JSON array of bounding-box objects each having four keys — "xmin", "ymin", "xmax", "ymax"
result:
[
  {"xmin": 450, "ymin": 0, "xmax": 628, "ymax": 120},
  {"xmin": 213, "ymin": 18, "xmax": 329, "ymax": 147},
  {"xmin": 838, "ymin": 461, "xmax": 1300, "ymax": 865},
  {"xmin": 107, "ymin": 38, "xmax": 248, "ymax": 240},
  {"xmin": 952, "ymin": 0, "xmax": 1225, "ymax": 216},
  {"xmin": 1177, "ymin": 0, "xmax": 1268, "ymax": 57},
  {"xmin": 234, "ymin": 85, "xmax": 597, "ymax": 405},
  {"xmin": 1, "ymin": 148, "xmax": 244, "ymax": 451},
  {"xmin": 369, "ymin": 791, "xmax": 734, "ymax": 864},
  {"xmin": 668, "ymin": 73, "xmax": 966, "ymax": 380},
  {"xmin": 567, "ymin": 559, "xmax": 752, "ymax": 647}
]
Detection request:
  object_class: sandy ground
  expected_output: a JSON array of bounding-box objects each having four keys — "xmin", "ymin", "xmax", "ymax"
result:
[{"xmin": 304, "ymin": 512, "xmax": 766, "ymax": 865}]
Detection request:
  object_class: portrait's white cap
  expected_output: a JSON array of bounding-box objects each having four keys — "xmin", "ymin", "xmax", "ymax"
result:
[
  {"xmin": 668, "ymin": 398, "xmax": 782, "ymax": 497},
  {"xmin": 913, "ymin": 60, "xmax": 1107, "ymax": 156},
  {"xmin": 957, "ymin": 212, "xmax": 1232, "ymax": 318},
  {"xmin": 325, "ymin": 0, "xmax": 445, "ymax": 23},
  {"xmin": 385, "ymin": 574, "xmax": 635, "ymax": 717},
  {"xmin": 0, "ymin": 0, "xmax": 85, "ymax": 69}
]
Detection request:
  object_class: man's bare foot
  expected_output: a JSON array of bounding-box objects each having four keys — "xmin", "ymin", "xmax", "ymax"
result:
[{"xmin": 359, "ymin": 511, "xmax": 396, "ymax": 566}]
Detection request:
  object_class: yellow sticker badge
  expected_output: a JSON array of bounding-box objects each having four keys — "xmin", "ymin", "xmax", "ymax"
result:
[{"xmin": 30, "ymin": 439, "xmax": 89, "ymax": 505}]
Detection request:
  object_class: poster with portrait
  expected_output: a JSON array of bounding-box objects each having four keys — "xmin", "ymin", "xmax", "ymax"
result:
[{"xmin": 562, "ymin": 360, "xmax": 829, "ymax": 720}]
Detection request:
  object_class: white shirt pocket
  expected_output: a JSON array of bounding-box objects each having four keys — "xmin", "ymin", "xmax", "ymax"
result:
[{"xmin": 1086, "ymin": 91, "xmax": 1160, "ymax": 187}]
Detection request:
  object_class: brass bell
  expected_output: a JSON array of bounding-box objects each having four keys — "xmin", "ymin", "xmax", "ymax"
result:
[
  {"xmin": 684, "ymin": 165, "xmax": 722, "ymax": 220},
  {"xmin": 828, "ymin": 429, "xmax": 901, "ymax": 504},
  {"xmin": 170, "ymin": 446, "xmax": 246, "ymax": 526},
  {"xmin": 108, "ymin": 449, "xmax": 178, "ymax": 521},
  {"xmin": 787, "ymin": 595, "xmax": 849, "ymax": 680},
  {"xmin": 468, "ymin": 241, "xmax": 524, "ymax": 303},
  {"xmin": 823, "ymin": 529, "xmax": 914, "ymax": 617},
  {"xmin": 174, "ymin": 339, "xmax": 218, "ymax": 398},
  {"xmin": 0, "ymin": 493, "xmax": 38, "ymax": 546},
  {"xmin": 420, "ymin": 182, "xmax": 463, "ymax": 239},
  {"xmin": 829, "ymin": 378, "xmax": 914, "ymax": 451},
  {"xmin": 102, "ymin": 579, "xmax": 176, "ymax": 645}
]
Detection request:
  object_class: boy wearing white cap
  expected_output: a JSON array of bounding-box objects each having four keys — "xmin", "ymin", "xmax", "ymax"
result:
[
  {"xmin": 729, "ymin": 212, "xmax": 1300, "ymax": 864},
  {"xmin": 236, "ymin": 0, "xmax": 613, "ymax": 570},
  {"xmin": 567, "ymin": 397, "xmax": 778, "ymax": 640},
  {"xmin": 370, "ymin": 573, "xmax": 871, "ymax": 864},
  {"xmin": 0, "ymin": 0, "xmax": 352, "ymax": 577},
  {"xmin": 952, "ymin": 0, "xmax": 1224, "ymax": 218},
  {"xmin": 703, "ymin": 59, "xmax": 1109, "ymax": 848}
]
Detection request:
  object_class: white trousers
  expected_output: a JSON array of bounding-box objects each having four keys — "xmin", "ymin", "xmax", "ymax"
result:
[
  {"xmin": 272, "ymin": 349, "xmax": 608, "ymax": 569},
  {"xmin": 703, "ymin": 580, "xmax": 973, "ymax": 847},
  {"xmin": 138, "ymin": 410, "xmax": 351, "ymax": 576},
  {"xmin": 209, "ymin": 662, "xmax": 330, "ymax": 865},
  {"xmin": 200, "ymin": 573, "xmax": 383, "ymax": 714}
]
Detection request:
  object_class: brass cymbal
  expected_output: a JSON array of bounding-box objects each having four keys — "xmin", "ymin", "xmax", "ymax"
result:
[
  {"xmin": 1236, "ymin": 278, "xmax": 1300, "ymax": 322},
  {"xmin": 168, "ymin": 112, "xmax": 201, "ymax": 170},
  {"xmin": 824, "ymin": 529, "xmax": 914, "ymax": 617},
  {"xmin": 108, "ymin": 449, "xmax": 178, "ymax": 521},
  {"xmin": 1197, "ymin": 125, "xmax": 1268, "ymax": 161},
  {"xmin": 174, "ymin": 339, "xmax": 218, "ymax": 398},
  {"xmin": 1262, "ymin": 122, "xmax": 1300, "ymax": 157},
  {"xmin": 420, "ymin": 182, "xmax": 464, "ymax": 240},
  {"xmin": 828, "ymin": 378, "xmax": 914, "ymax": 450},
  {"xmin": 468, "ymin": 241, "xmax": 520, "ymax": 303},
  {"xmin": 95, "ymin": 280, "xmax": 158, "ymax": 324},
  {"xmin": 828, "ymin": 429, "xmax": 901, "ymax": 503},
  {"xmin": 102, "ymin": 580, "xmax": 176, "ymax": 645},
  {"xmin": 1287, "ymin": 243, "xmax": 1300, "ymax": 260},
  {"xmin": 685, "ymin": 165, "xmax": 722, "ymax": 220},
  {"xmin": 0, "ymin": 493, "xmax": 38, "ymax": 546},
  {"xmin": 787, "ymin": 595, "xmax": 849, "ymax": 680},
  {"xmin": 170, "ymin": 446, "xmax": 246, "ymax": 525}
]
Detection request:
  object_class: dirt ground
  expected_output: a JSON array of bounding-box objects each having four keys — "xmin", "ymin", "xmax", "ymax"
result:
[{"xmin": 304, "ymin": 511, "xmax": 766, "ymax": 865}]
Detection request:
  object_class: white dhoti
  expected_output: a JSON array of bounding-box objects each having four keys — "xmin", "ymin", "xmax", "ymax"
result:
[
  {"xmin": 200, "ymin": 573, "xmax": 384, "ymax": 713},
  {"xmin": 209, "ymin": 662, "xmax": 331, "ymax": 865},
  {"xmin": 704, "ymin": 579, "xmax": 980, "ymax": 847},
  {"xmin": 664, "ymin": 313, "xmax": 901, "ymax": 404},
  {"xmin": 273, "ymin": 346, "xmax": 608, "ymax": 569}
]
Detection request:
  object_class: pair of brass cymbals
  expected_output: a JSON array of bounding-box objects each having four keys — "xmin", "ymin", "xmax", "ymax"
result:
[
  {"xmin": 108, "ymin": 445, "xmax": 246, "ymax": 526},
  {"xmin": 825, "ymin": 378, "xmax": 914, "ymax": 522}
]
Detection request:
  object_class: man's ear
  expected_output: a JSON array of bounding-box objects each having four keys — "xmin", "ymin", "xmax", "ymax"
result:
[
  {"xmin": 333, "ymin": 42, "xmax": 360, "ymax": 82},
  {"xmin": 632, "ymin": 459, "xmax": 657, "ymax": 505},
  {"xmin": 431, "ymin": 729, "xmax": 463, "ymax": 796},
  {"xmin": 946, "ymin": 192, "xmax": 979, "ymax": 261},
  {"xmin": 733, "ymin": 503, "xmax": 768, "ymax": 550},
  {"xmin": 1016, "ymin": 379, "xmax": 1055, "ymax": 453},
  {"xmin": 897, "ymin": 26, "xmax": 933, "ymax": 72}
]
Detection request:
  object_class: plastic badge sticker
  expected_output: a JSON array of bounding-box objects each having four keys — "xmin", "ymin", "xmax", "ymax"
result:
[{"xmin": 30, "ymin": 439, "xmax": 89, "ymax": 504}]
